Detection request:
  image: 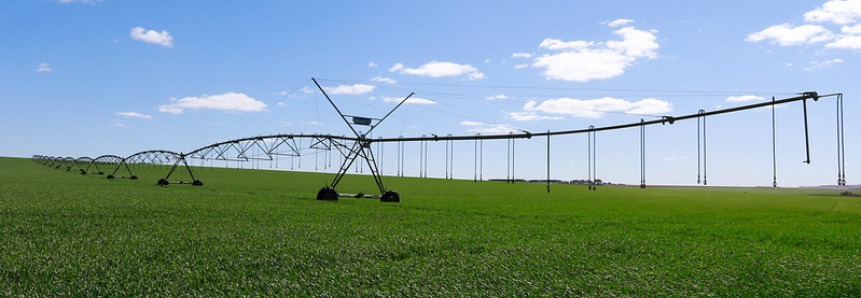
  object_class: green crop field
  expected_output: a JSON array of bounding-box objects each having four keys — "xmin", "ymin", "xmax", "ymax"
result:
[{"xmin": 2, "ymin": 156, "xmax": 860, "ymax": 297}]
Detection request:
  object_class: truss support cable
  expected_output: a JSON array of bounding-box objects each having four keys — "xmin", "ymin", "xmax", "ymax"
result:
[
  {"xmin": 640, "ymin": 120, "xmax": 646, "ymax": 189},
  {"xmin": 772, "ymin": 96, "xmax": 778, "ymax": 187}
]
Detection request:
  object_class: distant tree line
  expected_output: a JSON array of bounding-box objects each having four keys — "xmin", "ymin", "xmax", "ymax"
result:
[{"xmin": 487, "ymin": 179, "xmax": 605, "ymax": 185}]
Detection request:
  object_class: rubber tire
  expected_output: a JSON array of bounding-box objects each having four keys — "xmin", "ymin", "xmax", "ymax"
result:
[
  {"xmin": 381, "ymin": 190, "xmax": 400, "ymax": 203},
  {"xmin": 107, "ymin": 175, "xmax": 115, "ymax": 180},
  {"xmin": 157, "ymin": 178, "xmax": 169, "ymax": 186},
  {"xmin": 317, "ymin": 186, "xmax": 338, "ymax": 201},
  {"xmin": 192, "ymin": 180, "xmax": 203, "ymax": 186},
  {"xmin": 130, "ymin": 176, "xmax": 138, "ymax": 180}
]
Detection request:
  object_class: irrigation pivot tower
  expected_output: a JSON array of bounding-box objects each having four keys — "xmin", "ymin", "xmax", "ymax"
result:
[{"xmin": 312, "ymin": 78, "xmax": 414, "ymax": 202}]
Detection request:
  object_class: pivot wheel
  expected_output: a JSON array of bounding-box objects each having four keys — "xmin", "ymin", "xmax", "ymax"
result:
[
  {"xmin": 380, "ymin": 190, "xmax": 400, "ymax": 203},
  {"xmin": 157, "ymin": 178, "xmax": 169, "ymax": 186},
  {"xmin": 317, "ymin": 186, "xmax": 338, "ymax": 201}
]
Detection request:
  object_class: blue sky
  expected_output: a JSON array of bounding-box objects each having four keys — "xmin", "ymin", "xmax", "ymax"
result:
[{"xmin": 1, "ymin": 0, "xmax": 857, "ymax": 187}]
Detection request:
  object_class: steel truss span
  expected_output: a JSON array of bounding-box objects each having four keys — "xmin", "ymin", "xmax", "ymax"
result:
[{"xmin": 32, "ymin": 91, "xmax": 847, "ymax": 202}]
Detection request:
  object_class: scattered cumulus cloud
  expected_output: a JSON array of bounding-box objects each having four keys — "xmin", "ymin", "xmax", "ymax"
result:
[
  {"xmin": 523, "ymin": 97, "xmax": 672, "ymax": 118},
  {"xmin": 607, "ymin": 19, "xmax": 634, "ymax": 27},
  {"xmin": 512, "ymin": 52, "xmax": 533, "ymax": 58},
  {"xmin": 460, "ymin": 121, "xmax": 484, "ymax": 126},
  {"xmin": 368, "ymin": 61, "xmax": 378, "ymax": 67},
  {"xmin": 804, "ymin": 58, "xmax": 844, "ymax": 70},
  {"xmin": 389, "ymin": 61, "xmax": 485, "ymax": 80},
  {"xmin": 745, "ymin": 24, "xmax": 834, "ymax": 45},
  {"xmin": 110, "ymin": 119, "xmax": 132, "ymax": 128},
  {"xmin": 383, "ymin": 96, "xmax": 436, "ymax": 105},
  {"xmin": 460, "ymin": 121, "xmax": 517, "ymax": 134},
  {"xmin": 529, "ymin": 20, "xmax": 659, "ymax": 82},
  {"xmin": 371, "ymin": 76, "xmax": 396, "ymax": 84},
  {"xmin": 484, "ymin": 94, "xmax": 509, "ymax": 101},
  {"xmin": 323, "ymin": 84, "xmax": 376, "ymax": 95},
  {"xmin": 159, "ymin": 92, "xmax": 266, "ymax": 114},
  {"xmin": 36, "ymin": 63, "xmax": 52, "ymax": 72},
  {"xmin": 130, "ymin": 26, "xmax": 174, "ymax": 48},
  {"xmin": 726, "ymin": 95, "xmax": 765, "ymax": 102},
  {"xmin": 747, "ymin": 1, "xmax": 861, "ymax": 50},
  {"xmin": 116, "ymin": 112, "xmax": 153, "ymax": 119},
  {"xmin": 826, "ymin": 26, "xmax": 861, "ymax": 48},
  {"xmin": 507, "ymin": 112, "xmax": 564, "ymax": 121},
  {"xmin": 514, "ymin": 63, "xmax": 529, "ymax": 69},
  {"xmin": 804, "ymin": 0, "xmax": 861, "ymax": 25},
  {"xmin": 302, "ymin": 86, "xmax": 316, "ymax": 94}
]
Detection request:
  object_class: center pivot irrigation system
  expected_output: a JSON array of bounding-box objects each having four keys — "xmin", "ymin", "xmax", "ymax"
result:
[{"xmin": 33, "ymin": 79, "xmax": 848, "ymax": 203}]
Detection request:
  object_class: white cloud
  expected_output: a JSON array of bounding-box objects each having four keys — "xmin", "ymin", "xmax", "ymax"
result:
[
  {"xmin": 371, "ymin": 76, "xmax": 396, "ymax": 84},
  {"xmin": 726, "ymin": 95, "xmax": 765, "ymax": 102},
  {"xmin": 507, "ymin": 112, "xmax": 564, "ymax": 121},
  {"xmin": 523, "ymin": 97, "xmax": 672, "ymax": 118},
  {"xmin": 36, "ymin": 63, "xmax": 52, "ymax": 72},
  {"xmin": 389, "ymin": 61, "xmax": 485, "ymax": 80},
  {"xmin": 514, "ymin": 64, "xmax": 529, "ymax": 69},
  {"xmin": 538, "ymin": 38, "xmax": 595, "ymax": 51},
  {"xmin": 460, "ymin": 121, "xmax": 484, "ymax": 126},
  {"xmin": 368, "ymin": 61, "xmax": 378, "ymax": 67},
  {"xmin": 116, "ymin": 112, "xmax": 152, "ymax": 119},
  {"xmin": 607, "ymin": 19, "xmax": 634, "ymax": 27},
  {"xmin": 826, "ymin": 32, "xmax": 861, "ymax": 48},
  {"xmin": 110, "ymin": 120, "xmax": 132, "ymax": 128},
  {"xmin": 130, "ymin": 26, "xmax": 174, "ymax": 48},
  {"xmin": 323, "ymin": 84, "xmax": 376, "ymax": 95},
  {"xmin": 159, "ymin": 105, "xmax": 184, "ymax": 114},
  {"xmin": 804, "ymin": 0, "xmax": 861, "ymax": 25},
  {"xmin": 484, "ymin": 94, "xmax": 509, "ymax": 101},
  {"xmin": 276, "ymin": 102, "xmax": 288, "ymax": 107},
  {"xmin": 804, "ymin": 58, "xmax": 844, "ymax": 70},
  {"xmin": 512, "ymin": 52, "xmax": 533, "ymax": 58},
  {"xmin": 460, "ymin": 121, "xmax": 517, "ymax": 134},
  {"xmin": 302, "ymin": 86, "xmax": 316, "ymax": 94},
  {"xmin": 747, "ymin": 2, "xmax": 861, "ymax": 51},
  {"xmin": 746, "ymin": 24, "xmax": 834, "ymax": 45},
  {"xmin": 383, "ymin": 96, "xmax": 436, "ymax": 105},
  {"xmin": 159, "ymin": 92, "xmax": 266, "ymax": 114},
  {"xmin": 531, "ymin": 23, "xmax": 659, "ymax": 82}
]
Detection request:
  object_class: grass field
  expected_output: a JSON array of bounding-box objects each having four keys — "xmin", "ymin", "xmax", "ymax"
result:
[{"xmin": 2, "ymin": 156, "xmax": 860, "ymax": 297}]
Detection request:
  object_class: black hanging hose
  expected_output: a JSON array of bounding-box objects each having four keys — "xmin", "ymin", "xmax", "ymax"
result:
[
  {"xmin": 697, "ymin": 110, "xmax": 707, "ymax": 185},
  {"xmin": 547, "ymin": 131, "xmax": 551, "ymax": 193},
  {"xmin": 772, "ymin": 96, "xmax": 777, "ymax": 187},
  {"xmin": 640, "ymin": 119, "xmax": 646, "ymax": 189},
  {"xmin": 587, "ymin": 127, "xmax": 592, "ymax": 190},
  {"xmin": 837, "ymin": 94, "xmax": 846, "ymax": 185}
]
